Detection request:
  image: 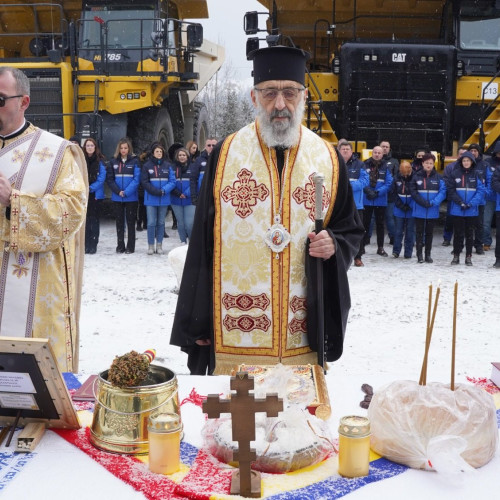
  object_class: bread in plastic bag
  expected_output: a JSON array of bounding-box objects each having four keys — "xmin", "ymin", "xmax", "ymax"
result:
[
  {"xmin": 368, "ymin": 380, "xmax": 498, "ymax": 472},
  {"xmin": 202, "ymin": 364, "xmax": 334, "ymax": 473},
  {"xmin": 202, "ymin": 408, "xmax": 333, "ymax": 473}
]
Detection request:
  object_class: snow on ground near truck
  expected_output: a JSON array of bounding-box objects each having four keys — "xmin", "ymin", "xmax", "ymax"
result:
[{"xmin": 79, "ymin": 217, "xmax": 500, "ymax": 386}]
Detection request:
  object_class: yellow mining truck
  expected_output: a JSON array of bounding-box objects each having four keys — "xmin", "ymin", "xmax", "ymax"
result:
[
  {"xmin": 0, "ymin": 0, "xmax": 224, "ymax": 158},
  {"xmin": 244, "ymin": 0, "xmax": 500, "ymax": 163}
]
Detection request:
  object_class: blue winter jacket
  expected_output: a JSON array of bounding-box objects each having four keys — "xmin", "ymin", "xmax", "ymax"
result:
[
  {"xmin": 383, "ymin": 153, "xmax": 399, "ymax": 202},
  {"xmin": 190, "ymin": 150, "xmax": 210, "ymax": 205},
  {"xmin": 390, "ymin": 171, "xmax": 414, "ymax": 218},
  {"xmin": 473, "ymin": 155, "xmax": 488, "ymax": 206},
  {"xmin": 485, "ymin": 156, "xmax": 499, "ymax": 202},
  {"xmin": 89, "ymin": 162, "xmax": 107, "ymax": 200},
  {"xmin": 362, "ymin": 158, "xmax": 393, "ymax": 207},
  {"xmin": 347, "ymin": 156, "xmax": 369, "ymax": 210},
  {"xmin": 410, "ymin": 168, "xmax": 447, "ymax": 219},
  {"xmin": 171, "ymin": 161, "xmax": 193, "ymax": 207},
  {"xmin": 106, "ymin": 155, "xmax": 141, "ymax": 202},
  {"xmin": 446, "ymin": 153, "xmax": 485, "ymax": 217},
  {"xmin": 141, "ymin": 158, "xmax": 176, "ymax": 206},
  {"xmin": 489, "ymin": 165, "xmax": 500, "ymax": 211}
]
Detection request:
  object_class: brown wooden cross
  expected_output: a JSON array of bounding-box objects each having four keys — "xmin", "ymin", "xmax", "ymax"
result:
[{"xmin": 203, "ymin": 371, "xmax": 283, "ymax": 498}]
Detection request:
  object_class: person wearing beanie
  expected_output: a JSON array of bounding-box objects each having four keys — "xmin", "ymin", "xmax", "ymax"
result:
[
  {"xmin": 441, "ymin": 146, "xmax": 467, "ymax": 246},
  {"xmin": 409, "ymin": 153, "xmax": 446, "ymax": 263},
  {"xmin": 468, "ymin": 143, "xmax": 488, "ymax": 254},
  {"xmin": 446, "ymin": 151, "xmax": 486, "ymax": 265},
  {"xmin": 411, "ymin": 147, "xmax": 429, "ymax": 173},
  {"xmin": 171, "ymin": 45, "xmax": 364, "ymax": 375}
]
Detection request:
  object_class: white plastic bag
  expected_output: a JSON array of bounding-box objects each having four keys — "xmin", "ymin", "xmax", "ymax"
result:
[{"xmin": 368, "ymin": 380, "xmax": 498, "ymax": 472}]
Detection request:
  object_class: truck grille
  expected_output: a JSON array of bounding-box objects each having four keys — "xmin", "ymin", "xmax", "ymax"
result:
[{"xmin": 24, "ymin": 69, "xmax": 64, "ymax": 137}]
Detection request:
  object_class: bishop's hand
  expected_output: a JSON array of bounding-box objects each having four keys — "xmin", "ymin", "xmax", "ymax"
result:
[{"xmin": 308, "ymin": 230, "xmax": 336, "ymax": 259}]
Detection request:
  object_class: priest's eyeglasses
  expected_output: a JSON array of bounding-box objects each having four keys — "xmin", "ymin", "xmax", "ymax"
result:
[
  {"xmin": 254, "ymin": 87, "xmax": 305, "ymax": 101},
  {"xmin": 0, "ymin": 95, "xmax": 23, "ymax": 107}
]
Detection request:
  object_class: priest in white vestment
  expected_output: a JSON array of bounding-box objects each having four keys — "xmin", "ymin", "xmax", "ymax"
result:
[{"xmin": 0, "ymin": 66, "xmax": 88, "ymax": 373}]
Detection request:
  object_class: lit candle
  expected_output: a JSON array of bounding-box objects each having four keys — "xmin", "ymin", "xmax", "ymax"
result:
[
  {"xmin": 148, "ymin": 413, "xmax": 182, "ymax": 475},
  {"xmin": 338, "ymin": 416, "xmax": 371, "ymax": 478}
]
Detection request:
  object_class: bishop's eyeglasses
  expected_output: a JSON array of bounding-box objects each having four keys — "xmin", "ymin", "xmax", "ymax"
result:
[
  {"xmin": 0, "ymin": 95, "xmax": 23, "ymax": 107},
  {"xmin": 253, "ymin": 87, "xmax": 305, "ymax": 102}
]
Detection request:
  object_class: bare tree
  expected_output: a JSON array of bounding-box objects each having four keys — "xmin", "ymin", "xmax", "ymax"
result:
[{"xmin": 197, "ymin": 60, "xmax": 254, "ymax": 139}]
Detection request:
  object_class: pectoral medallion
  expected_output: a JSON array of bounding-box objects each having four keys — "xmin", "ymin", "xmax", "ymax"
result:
[{"xmin": 264, "ymin": 215, "xmax": 291, "ymax": 256}]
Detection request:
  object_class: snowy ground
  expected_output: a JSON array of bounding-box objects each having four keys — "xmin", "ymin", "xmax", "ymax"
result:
[{"xmin": 79, "ymin": 214, "xmax": 500, "ymax": 387}]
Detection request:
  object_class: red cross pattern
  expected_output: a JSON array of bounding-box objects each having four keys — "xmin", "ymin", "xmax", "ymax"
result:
[
  {"xmin": 292, "ymin": 173, "xmax": 331, "ymax": 222},
  {"xmin": 221, "ymin": 168, "xmax": 270, "ymax": 218}
]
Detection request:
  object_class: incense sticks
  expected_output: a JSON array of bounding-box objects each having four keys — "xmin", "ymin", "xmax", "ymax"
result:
[
  {"xmin": 419, "ymin": 282, "xmax": 441, "ymax": 386},
  {"xmin": 451, "ymin": 281, "xmax": 458, "ymax": 391}
]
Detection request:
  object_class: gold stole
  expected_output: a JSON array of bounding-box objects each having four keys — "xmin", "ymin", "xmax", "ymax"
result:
[
  {"xmin": 212, "ymin": 123, "xmax": 338, "ymax": 374},
  {"xmin": 0, "ymin": 129, "xmax": 68, "ymax": 336}
]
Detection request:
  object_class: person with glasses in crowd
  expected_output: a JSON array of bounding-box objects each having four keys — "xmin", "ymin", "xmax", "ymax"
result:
[
  {"xmin": 0, "ymin": 66, "xmax": 88, "ymax": 373},
  {"xmin": 190, "ymin": 137, "xmax": 217, "ymax": 206},
  {"xmin": 171, "ymin": 46, "xmax": 364, "ymax": 375}
]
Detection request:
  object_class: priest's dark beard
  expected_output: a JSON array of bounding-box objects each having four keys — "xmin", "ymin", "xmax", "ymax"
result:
[{"xmin": 256, "ymin": 101, "xmax": 305, "ymax": 148}]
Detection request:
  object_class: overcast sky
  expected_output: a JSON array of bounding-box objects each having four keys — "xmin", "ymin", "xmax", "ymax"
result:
[{"xmin": 200, "ymin": 0, "xmax": 267, "ymax": 80}]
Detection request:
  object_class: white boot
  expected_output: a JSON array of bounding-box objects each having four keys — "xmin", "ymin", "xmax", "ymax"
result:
[
  {"xmin": 156, "ymin": 243, "xmax": 163, "ymax": 255},
  {"xmin": 147, "ymin": 245, "xmax": 155, "ymax": 255}
]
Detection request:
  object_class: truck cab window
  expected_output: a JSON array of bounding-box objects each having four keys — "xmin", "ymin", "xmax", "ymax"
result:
[
  {"xmin": 459, "ymin": 2, "xmax": 500, "ymax": 50},
  {"xmin": 81, "ymin": 7, "xmax": 156, "ymax": 49}
]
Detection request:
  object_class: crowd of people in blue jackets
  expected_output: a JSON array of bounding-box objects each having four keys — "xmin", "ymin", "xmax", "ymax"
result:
[
  {"xmin": 77, "ymin": 136, "xmax": 218, "ymax": 255},
  {"xmin": 340, "ymin": 139, "xmax": 500, "ymax": 268},
  {"xmin": 79, "ymin": 133, "xmax": 500, "ymax": 269}
]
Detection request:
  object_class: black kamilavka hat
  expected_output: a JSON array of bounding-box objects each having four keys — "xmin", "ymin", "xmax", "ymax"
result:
[{"xmin": 248, "ymin": 46, "xmax": 310, "ymax": 85}]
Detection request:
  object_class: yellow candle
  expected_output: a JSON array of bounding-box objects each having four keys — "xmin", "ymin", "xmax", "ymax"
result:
[
  {"xmin": 338, "ymin": 416, "xmax": 370, "ymax": 478},
  {"xmin": 148, "ymin": 413, "xmax": 182, "ymax": 475}
]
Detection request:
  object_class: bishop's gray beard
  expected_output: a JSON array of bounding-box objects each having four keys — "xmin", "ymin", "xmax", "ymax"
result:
[{"xmin": 256, "ymin": 101, "xmax": 304, "ymax": 149}]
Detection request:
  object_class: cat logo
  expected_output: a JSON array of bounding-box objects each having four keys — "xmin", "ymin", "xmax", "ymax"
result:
[{"xmin": 392, "ymin": 53, "xmax": 406, "ymax": 62}]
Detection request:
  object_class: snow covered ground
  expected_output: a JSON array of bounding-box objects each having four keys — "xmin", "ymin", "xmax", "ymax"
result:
[{"xmin": 79, "ymin": 215, "xmax": 500, "ymax": 387}]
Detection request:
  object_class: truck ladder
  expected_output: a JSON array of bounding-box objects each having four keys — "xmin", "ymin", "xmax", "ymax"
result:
[
  {"xmin": 463, "ymin": 103, "xmax": 500, "ymax": 151},
  {"xmin": 305, "ymin": 76, "xmax": 338, "ymax": 144}
]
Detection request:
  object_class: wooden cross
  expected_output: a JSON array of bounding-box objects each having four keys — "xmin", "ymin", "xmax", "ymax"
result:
[{"xmin": 203, "ymin": 371, "xmax": 283, "ymax": 498}]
